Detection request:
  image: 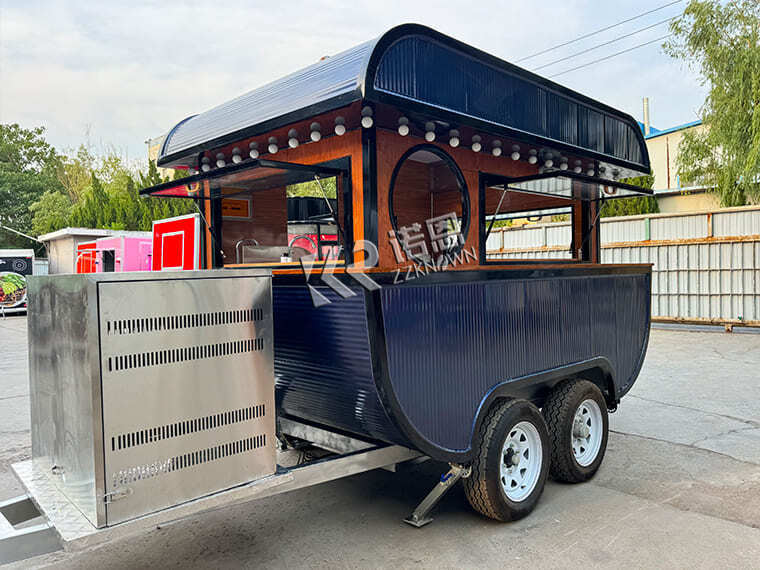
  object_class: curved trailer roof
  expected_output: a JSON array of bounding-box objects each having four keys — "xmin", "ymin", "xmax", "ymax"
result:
[{"xmin": 158, "ymin": 24, "xmax": 649, "ymax": 175}]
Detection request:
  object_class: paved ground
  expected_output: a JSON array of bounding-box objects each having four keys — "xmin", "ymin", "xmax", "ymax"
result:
[{"xmin": 1, "ymin": 315, "xmax": 758, "ymax": 569}]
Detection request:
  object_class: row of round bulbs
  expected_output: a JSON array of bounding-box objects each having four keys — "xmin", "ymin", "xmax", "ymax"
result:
[
  {"xmin": 393, "ymin": 115, "xmax": 611, "ymax": 175},
  {"xmin": 199, "ymin": 106, "xmax": 618, "ymax": 180},
  {"xmin": 199, "ymin": 112, "xmax": 361, "ymax": 171}
]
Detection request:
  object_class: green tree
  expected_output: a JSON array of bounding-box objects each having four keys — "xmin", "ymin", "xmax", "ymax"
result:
[
  {"xmin": 287, "ymin": 178, "xmax": 337, "ymax": 198},
  {"xmin": 30, "ymin": 191, "xmax": 72, "ymax": 235},
  {"xmin": 665, "ymin": 0, "xmax": 760, "ymax": 206},
  {"xmin": 0, "ymin": 124, "xmax": 62, "ymax": 251},
  {"xmin": 56, "ymin": 144, "xmax": 95, "ymax": 201},
  {"xmin": 600, "ymin": 175, "xmax": 659, "ymax": 217},
  {"xmin": 31, "ymin": 148, "xmax": 195, "ymax": 235}
]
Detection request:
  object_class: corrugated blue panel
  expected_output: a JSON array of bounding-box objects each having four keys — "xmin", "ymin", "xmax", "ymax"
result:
[
  {"xmin": 380, "ymin": 274, "xmax": 649, "ymax": 453},
  {"xmin": 272, "ymin": 285, "xmax": 406, "ymax": 445},
  {"xmin": 614, "ymin": 273, "xmax": 651, "ymax": 394},
  {"xmin": 160, "ymin": 40, "xmax": 374, "ymax": 161},
  {"xmin": 626, "ymin": 125, "xmax": 644, "ymax": 166},
  {"xmin": 578, "ymin": 106, "xmax": 604, "ymax": 153},
  {"xmin": 373, "ymin": 33, "xmax": 647, "ymax": 169},
  {"xmin": 604, "ymin": 116, "xmax": 629, "ymax": 160},
  {"xmin": 547, "ymin": 92, "xmax": 578, "ymax": 146}
]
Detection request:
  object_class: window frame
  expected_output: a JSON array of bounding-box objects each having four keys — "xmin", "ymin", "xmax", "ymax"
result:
[
  {"xmin": 209, "ymin": 157, "xmax": 354, "ymax": 268},
  {"xmin": 478, "ymin": 172, "xmax": 582, "ymax": 266},
  {"xmin": 387, "ymin": 144, "xmax": 471, "ymax": 261}
]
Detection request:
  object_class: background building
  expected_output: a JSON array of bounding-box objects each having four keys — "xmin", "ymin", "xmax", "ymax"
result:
[{"xmin": 640, "ymin": 97, "xmax": 717, "ymax": 214}]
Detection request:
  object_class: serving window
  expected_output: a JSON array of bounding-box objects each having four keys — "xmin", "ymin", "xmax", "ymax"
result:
[
  {"xmin": 139, "ymin": 159, "xmax": 350, "ymax": 267},
  {"xmin": 482, "ymin": 185, "xmax": 578, "ymax": 262},
  {"xmin": 480, "ymin": 171, "xmax": 654, "ymax": 264}
]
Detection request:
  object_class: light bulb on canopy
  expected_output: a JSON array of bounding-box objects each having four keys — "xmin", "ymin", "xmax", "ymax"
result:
[
  {"xmin": 397, "ymin": 117, "xmax": 410, "ymax": 136},
  {"xmin": 334, "ymin": 116, "xmax": 346, "ymax": 136},
  {"xmin": 288, "ymin": 129, "xmax": 299, "ymax": 148},
  {"xmin": 424, "ymin": 121, "xmax": 436, "ymax": 142},
  {"xmin": 310, "ymin": 122, "xmax": 322, "ymax": 142},
  {"xmin": 361, "ymin": 106, "xmax": 374, "ymax": 128}
]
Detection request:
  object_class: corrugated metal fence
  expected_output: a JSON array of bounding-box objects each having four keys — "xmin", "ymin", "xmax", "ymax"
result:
[{"xmin": 487, "ymin": 206, "xmax": 760, "ymax": 326}]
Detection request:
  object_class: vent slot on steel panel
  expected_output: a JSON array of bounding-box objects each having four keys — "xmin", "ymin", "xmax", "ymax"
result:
[
  {"xmin": 106, "ymin": 307, "xmax": 265, "ymax": 336},
  {"xmin": 111, "ymin": 404, "xmax": 267, "ymax": 451},
  {"xmin": 107, "ymin": 337, "xmax": 265, "ymax": 372},
  {"xmin": 111, "ymin": 434, "xmax": 268, "ymax": 487}
]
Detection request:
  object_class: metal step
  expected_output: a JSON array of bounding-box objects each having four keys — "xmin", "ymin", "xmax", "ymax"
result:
[{"xmin": 0, "ymin": 495, "xmax": 62, "ymax": 564}]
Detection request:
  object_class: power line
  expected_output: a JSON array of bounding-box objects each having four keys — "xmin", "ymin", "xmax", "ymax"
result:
[
  {"xmin": 516, "ymin": 0, "xmax": 682, "ymax": 63},
  {"xmin": 532, "ymin": 15, "xmax": 678, "ymax": 72},
  {"xmin": 548, "ymin": 34, "xmax": 672, "ymax": 78}
]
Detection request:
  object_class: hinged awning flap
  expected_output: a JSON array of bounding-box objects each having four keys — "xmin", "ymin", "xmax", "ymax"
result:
[
  {"xmin": 139, "ymin": 159, "xmax": 345, "ymax": 199},
  {"xmin": 484, "ymin": 171, "xmax": 653, "ymax": 202}
]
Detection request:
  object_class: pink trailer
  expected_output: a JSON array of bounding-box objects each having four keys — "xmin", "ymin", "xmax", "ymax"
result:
[{"xmin": 94, "ymin": 235, "xmax": 152, "ymax": 273}]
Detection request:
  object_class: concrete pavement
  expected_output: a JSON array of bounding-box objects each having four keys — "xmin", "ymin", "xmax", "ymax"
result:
[{"xmin": 0, "ymin": 315, "xmax": 758, "ymax": 568}]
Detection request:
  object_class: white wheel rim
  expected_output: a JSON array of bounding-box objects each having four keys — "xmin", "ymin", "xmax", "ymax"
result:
[
  {"xmin": 571, "ymin": 399, "xmax": 604, "ymax": 467},
  {"xmin": 500, "ymin": 421, "xmax": 543, "ymax": 502}
]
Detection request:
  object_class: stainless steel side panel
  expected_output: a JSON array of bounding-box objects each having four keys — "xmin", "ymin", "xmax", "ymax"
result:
[
  {"xmin": 97, "ymin": 275, "xmax": 275, "ymax": 525},
  {"xmin": 27, "ymin": 270, "xmax": 275, "ymax": 528},
  {"xmin": 28, "ymin": 275, "xmax": 103, "ymax": 527}
]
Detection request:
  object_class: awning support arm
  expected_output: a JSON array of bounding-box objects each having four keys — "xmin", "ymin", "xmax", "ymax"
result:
[
  {"xmin": 192, "ymin": 200, "xmax": 225, "ymax": 264},
  {"xmin": 578, "ymin": 197, "xmax": 605, "ymax": 258},
  {"xmin": 484, "ymin": 187, "xmax": 509, "ymax": 242},
  {"xmin": 313, "ymin": 175, "xmax": 346, "ymax": 251}
]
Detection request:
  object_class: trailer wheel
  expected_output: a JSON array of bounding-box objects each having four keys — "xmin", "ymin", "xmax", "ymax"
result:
[
  {"xmin": 463, "ymin": 399, "xmax": 550, "ymax": 521},
  {"xmin": 543, "ymin": 380, "xmax": 608, "ymax": 483}
]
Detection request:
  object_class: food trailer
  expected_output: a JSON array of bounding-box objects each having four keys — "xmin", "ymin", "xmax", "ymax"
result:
[
  {"xmin": 0, "ymin": 249, "xmax": 35, "ymax": 315},
  {"xmin": 3, "ymin": 24, "xmax": 652, "ymax": 561},
  {"xmin": 93, "ymin": 235, "xmax": 153, "ymax": 273}
]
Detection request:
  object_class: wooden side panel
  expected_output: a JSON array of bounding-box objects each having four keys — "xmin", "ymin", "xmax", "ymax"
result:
[
  {"xmin": 375, "ymin": 129, "xmax": 541, "ymax": 271},
  {"xmin": 220, "ymin": 187, "xmax": 288, "ymax": 261}
]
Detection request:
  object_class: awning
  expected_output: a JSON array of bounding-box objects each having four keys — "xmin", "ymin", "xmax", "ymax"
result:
[
  {"xmin": 483, "ymin": 171, "xmax": 654, "ymax": 202},
  {"xmin": 139, "ymin": 159, "xmax": 345, "ymax": 199},
  {"xmin": 157, "ymin": 24, "xmax": 650, "ymax": 175}
]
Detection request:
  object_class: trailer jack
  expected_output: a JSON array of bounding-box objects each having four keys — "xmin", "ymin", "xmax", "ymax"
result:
[{"xmin": 404, "ymin": 463, "xmax": 471, "ymax": 528}]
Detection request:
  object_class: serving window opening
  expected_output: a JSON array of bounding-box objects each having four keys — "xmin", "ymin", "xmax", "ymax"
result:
[
  {"xmin": 480, "ymin": 171, "xmax": 655, "ymax": 264},
  {"xmin": 482, "ymin": 185, "xmax": 577, "ymax": 262},
  {"xmin": 220, "ymin": 175, "xmax": 343, "ymax": 265},
  {"xmin": 389, "ymin": 145, "xmax": 469, "ymax": 263},
  {"xmin": 139, "ymin": 159, "xmax": 350, "ymax": 268}
]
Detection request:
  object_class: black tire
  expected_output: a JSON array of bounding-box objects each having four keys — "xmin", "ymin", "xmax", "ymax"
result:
[
  {"xmin": 463, "ymin": 399, "xmax": 550, "ymax": 522},
  {"xmin": 543, "ymin": 379, "xmax": 609, "ymax": 483}
]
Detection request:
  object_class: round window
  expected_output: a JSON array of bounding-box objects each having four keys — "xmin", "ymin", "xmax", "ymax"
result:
[{"xmin": 388, "ymin": 145, "xmax": 469, "ymax": 262}]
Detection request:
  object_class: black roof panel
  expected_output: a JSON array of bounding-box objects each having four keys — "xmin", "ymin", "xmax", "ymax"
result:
[{"xmin": 158, "ymin": 24, "xmax": 649, "ymax": 174}]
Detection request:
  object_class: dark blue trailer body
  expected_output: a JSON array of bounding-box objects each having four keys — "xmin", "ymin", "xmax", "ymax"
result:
[{"xmin": 273, "ymin": 266, "xmax": 651, "ymax": 462}]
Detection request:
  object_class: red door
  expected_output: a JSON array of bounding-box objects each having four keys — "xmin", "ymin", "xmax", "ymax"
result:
[
  {"xmin": 151, "ymin": 214, "xmax": 201, "ymax": 271},
  {"xmin": 76, "ymin": 242, "xmax": 97, "ymax": 273}
]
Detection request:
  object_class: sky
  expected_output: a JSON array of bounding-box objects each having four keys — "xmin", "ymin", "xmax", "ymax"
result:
[{"xmin": 0, "ymin": 0, "xmax": 705, "ymax": 163}]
